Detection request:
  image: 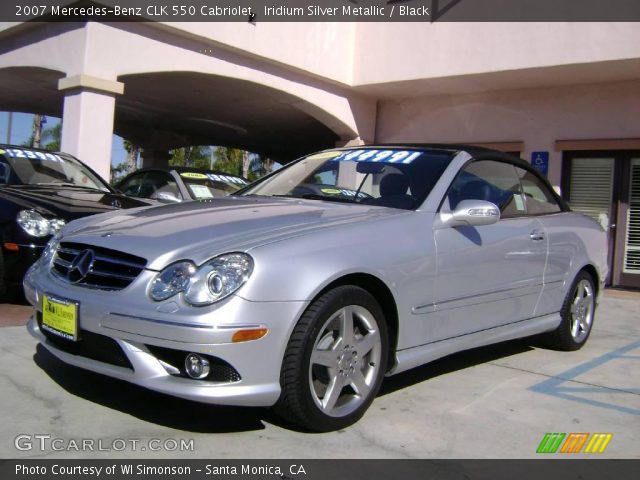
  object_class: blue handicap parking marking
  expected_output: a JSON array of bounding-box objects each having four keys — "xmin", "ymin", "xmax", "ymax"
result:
[{"xmin": 529, "ymin": 340, "xmax": 640, "ymax": 416}]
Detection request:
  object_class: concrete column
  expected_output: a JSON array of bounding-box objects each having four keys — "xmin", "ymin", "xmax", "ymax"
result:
[
  {"xmin": 141, "ymin": 148, "xmax": 172, "ymax": 168},
  {"xmin": 58, "ymin": 75, "xmax": 124, "ymax": 181}
]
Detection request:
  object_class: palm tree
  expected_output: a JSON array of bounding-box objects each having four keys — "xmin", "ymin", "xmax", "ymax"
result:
[
  {"xmin": 22, "ymin": 117, "xmax": 61, "ymax": 151},
  {"xmin": 123, "ymin": 139, "xmax": 140, "ymax": 172}
]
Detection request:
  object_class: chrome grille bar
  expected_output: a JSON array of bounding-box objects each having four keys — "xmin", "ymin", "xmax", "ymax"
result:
[{"xmin": 51, "ymin": 242, "xmax": 147, "ymax": 291}]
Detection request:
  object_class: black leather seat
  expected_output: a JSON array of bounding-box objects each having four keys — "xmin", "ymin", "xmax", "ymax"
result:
[{"xmin": 369, "ymin": 173, "xmax": 415, "ymax": 209}]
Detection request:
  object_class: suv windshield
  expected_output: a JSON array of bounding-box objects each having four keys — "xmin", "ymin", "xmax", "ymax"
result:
[
  {"xmin": 0, "ymin": 146, "xmax": 109, "ymax": 192},
  {"xmin": 239, "ymin": 148, "xmax": 454, "ymax": 210}
]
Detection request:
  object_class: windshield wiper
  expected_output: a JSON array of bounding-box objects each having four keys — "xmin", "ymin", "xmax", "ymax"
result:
[
  {"xmin": 33, "ymin": 182, "xmax": 106, "ymax": 191},
  {"xmin": 302, "ymin": 194, "xmax": 357, "ymax": 203},
  {"xmin": 275, "ymin": 193, "xmax": 356, "ymax": 204}
]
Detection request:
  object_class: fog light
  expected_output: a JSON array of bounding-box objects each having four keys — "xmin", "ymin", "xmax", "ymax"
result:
[{"xmin": 184, "ymin": 353, "xmax": 210, "ymax": 379}]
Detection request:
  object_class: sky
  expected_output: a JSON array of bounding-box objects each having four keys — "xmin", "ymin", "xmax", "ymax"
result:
[{"xmin": 0, "ymin": 111, "xmax": 128, "ymax": 167}]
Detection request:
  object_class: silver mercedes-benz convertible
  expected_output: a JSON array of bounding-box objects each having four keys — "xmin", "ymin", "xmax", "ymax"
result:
[{"xmin": 24, "ymin": 145, "xmax": 607, "ymax": 431}]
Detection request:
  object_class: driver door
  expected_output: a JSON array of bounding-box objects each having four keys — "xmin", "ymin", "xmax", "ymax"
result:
[{"xmin": 430, "ymin": 159, "xmax": 547, "ymax": 342}]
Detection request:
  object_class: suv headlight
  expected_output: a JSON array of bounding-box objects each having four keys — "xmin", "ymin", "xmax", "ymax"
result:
[
  {"xmin": 17, "ymin": 210, "xmax": 65, "ymax": 237},
  {"xmin": 149, "ymin": 253, "xmax": 253, "ymax": 306}
]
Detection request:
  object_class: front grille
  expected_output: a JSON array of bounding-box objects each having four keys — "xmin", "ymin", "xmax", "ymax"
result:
[
  {"xmin": 146, "ymin": 345, "xmax": 242, "ymax": 382},
  {"xmin": 52, "ymin": 242, "xmax": 147, "ymax": 290},
  {"xmin": 38, "ymin": 314, "xmax": 133, "ymax": 370}
]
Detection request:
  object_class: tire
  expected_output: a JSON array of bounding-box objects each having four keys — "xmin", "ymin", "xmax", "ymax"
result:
[
  {"xmin": 275, "ymin": 285, "xmax": 388, "ymax": 432},
  {"xmin": 543, "ymin": 270, "xmax": 596, "ymax": 351}
]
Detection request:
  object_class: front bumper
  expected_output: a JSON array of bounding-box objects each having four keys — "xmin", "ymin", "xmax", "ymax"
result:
[{"xmin": 24, "ymin": 264, "xmax": 308, "ymax": 407}]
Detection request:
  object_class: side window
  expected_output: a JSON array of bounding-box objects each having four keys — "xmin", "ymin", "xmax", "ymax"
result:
[
  {"xmin": 138, "ymin": 171, "xmax": 172, "ymax": 198},
  {"xmin": 515, "ymin": 167, "xmax": 562, "ymax": 215},
  {"xmin": 447, "ymin": 160, "xmax": 526, "ymax": 217},
  {"xmin": 118, "ymin": 173, "xmax": 145, "ymax": 197}
]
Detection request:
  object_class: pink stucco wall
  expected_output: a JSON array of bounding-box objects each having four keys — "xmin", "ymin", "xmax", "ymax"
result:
[{"xmin": 375, "ymin": 79, "xmax": 640, "ymax": 187}]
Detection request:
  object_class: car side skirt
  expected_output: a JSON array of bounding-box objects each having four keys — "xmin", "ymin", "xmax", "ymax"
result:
[{"xmin": 389, "ymin": 313, "xmax": 561, "ymax": 376}]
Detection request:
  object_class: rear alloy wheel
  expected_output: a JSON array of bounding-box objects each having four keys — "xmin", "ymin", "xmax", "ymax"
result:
[
  {"xmin": 276, "ymin": 286, "xmax": 388, "ymax": 432},
  {"xmin": 544, "ymin": 270, "xmax": 596, "ymax": 351}
]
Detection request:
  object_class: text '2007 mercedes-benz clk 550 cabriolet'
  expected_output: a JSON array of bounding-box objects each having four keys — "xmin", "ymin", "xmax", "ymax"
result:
[{"xmin": 24, "ymin": 145, "xmax": 607, "ymax": 431}]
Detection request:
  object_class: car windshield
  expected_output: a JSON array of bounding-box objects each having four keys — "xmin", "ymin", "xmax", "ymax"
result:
[
  {"xmin": 179, "ymin": 171, "xmax": 248, "ymax": 199},
  {"xmin": 239, "ymin": 148, "xmax": 454, "ymax": 210},
  {"xmin": 0, "ymin": 146, "xmax": 110, "ymax": 192}
]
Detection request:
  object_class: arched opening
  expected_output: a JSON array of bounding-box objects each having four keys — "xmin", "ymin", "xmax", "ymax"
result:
[{"xmin": 115, "ymin": 72, "xmax": 345, "ymax": 163}]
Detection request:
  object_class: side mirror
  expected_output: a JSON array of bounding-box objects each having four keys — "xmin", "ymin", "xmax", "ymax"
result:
[
  {"xmin": 153, "ymin": 191, "xmax": 182, "ymax": 203},
  {"xmin": 438, "ymin": 199, "xmax": 500, "ymax": 228}
]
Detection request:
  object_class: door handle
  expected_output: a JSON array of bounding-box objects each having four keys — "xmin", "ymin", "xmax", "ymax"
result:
[{"xmin": 530, "ymin": 230, "xmax": 545, "ymax": 241}]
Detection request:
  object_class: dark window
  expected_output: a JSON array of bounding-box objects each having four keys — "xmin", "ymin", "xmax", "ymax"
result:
[
  {"xmin": 118, "ymin": 171, "xmax": 179, "ymax": 199},
  {"xmin": 447, "ymin": 160, "xmax": 526, "ymax": 217},
  {"xmin": 118, "ymin": 173, "xmax": 145, "ymax": 197},
  {"xmin": 139, "ymin": 171, "xmax": 172, "ymax": 197}
]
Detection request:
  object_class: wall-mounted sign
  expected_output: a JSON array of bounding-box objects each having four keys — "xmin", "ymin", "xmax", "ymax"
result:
[{"xmin": 531, "ymin": 151, "xmax": 549, "ymax": 177}]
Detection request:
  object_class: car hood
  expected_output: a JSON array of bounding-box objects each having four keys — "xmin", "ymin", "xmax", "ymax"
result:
[
  {"xmin": 0, "ymin": 185, "xmax": 154, "ymax": 220},
  {"xmin": 62, "ymin": 196, "xmax": 406, "ymax": 270}
]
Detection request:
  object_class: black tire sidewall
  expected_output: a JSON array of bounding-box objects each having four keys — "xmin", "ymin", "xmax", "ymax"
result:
[{"xmin": 282, "ymin": 285, "xmax": 388, "ymax": 432}]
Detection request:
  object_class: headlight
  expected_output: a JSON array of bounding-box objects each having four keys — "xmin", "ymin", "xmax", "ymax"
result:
[
  {"xmin": 17, "ymin": 210, "xmax": 66, "ymax": 237},
  {"xmin": 149, "ymin": 253, "xmax": 254, "ymax": 306},
  {"xmin": 149, "ymin": 261, "xmax": 196, "ymax": 301},
  {"xmin": 184, "ymin": 253, "xmax": 254, "ymax": 306},
  {"xmin": 40, "ymin": 234, "xmax": 61, "ymax": 266}
]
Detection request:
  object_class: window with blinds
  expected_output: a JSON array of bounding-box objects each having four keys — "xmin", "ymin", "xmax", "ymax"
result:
[
  {"xmin": 569, "ymin": 158, "xmax": 614, "ymax": 230},
  {"xmin": 623, "ymin": 159, "xmax": 640, "ymax": 273}
]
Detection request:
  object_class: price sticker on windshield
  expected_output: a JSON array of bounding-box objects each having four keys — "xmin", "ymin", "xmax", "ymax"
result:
[
  {"xmin": 180, "ymin": 172, "xmax": 208, "ymax": 179},
  {"xmin": 3, "ymin": 148, "xmax": 64, "ymax": 163},
  {"xmin": 335, "ymin": 149, "xmax": 422, "ymax": 164}
]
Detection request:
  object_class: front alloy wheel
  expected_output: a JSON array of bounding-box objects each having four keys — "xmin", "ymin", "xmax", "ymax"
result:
[
  {"xmin": 309, "ymin": 304, "xmax": 383, "ymax": 418},
  {"xmin": 276, "ymin": 286, "xmax": 388, "ymax": 431}
]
